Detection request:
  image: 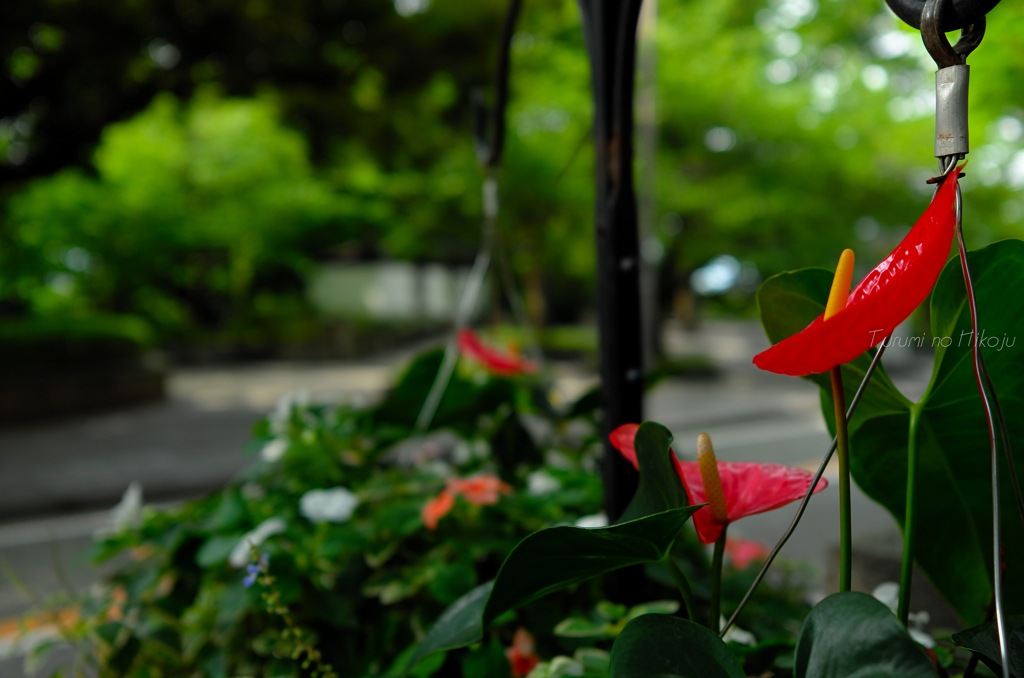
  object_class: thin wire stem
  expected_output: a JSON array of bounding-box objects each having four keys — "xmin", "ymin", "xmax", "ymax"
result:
[
  {"xmin": 953, "ymin": 176, "xmax": 1009, "ymax": 678},
  {"xmin": 898, "ymin": 405, "xmax": 922, "ymax": 625},
  {"xmin": 720, "ymin": 339, "xmax": 890, "ymax": 636},
  {"xmin": 979, "ymin": 358, "xmax": 1024, "ymax": 531},
  {"xmin": 709, "ymin": 526, "xmax": 727, "ymax": 633},
  {"xmin": 831, "ymin": 365, "xmax": 852, "ymax": 592},
  {"xmin": 662, "ymin": 556, "xmax": 698, "ymax": 624}
]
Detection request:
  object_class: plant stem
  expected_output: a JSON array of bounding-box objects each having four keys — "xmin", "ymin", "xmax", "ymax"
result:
[
  {"xmin": 898, "ymin": 406, "xmax": 921, "ymax": 626},
  {"xmin": 710, "ymin": 526, "xmax": 728, "ymax": 634},
  {"xmin": 831, "ymin": 365, "xmax": 852, "ymax": 592},
  {"xmin": 663, "ymin": 556, "xmax": 698, "ymax": 624}
]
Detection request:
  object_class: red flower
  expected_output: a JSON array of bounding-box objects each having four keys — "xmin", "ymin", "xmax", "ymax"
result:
[
  {"xmin": 505, "ymin": 628, "xmax": 540, "ymax": 677},
  {"xmin": 421, "ymin": 473, "xmax": 513, "ymax": 530},
  {"xmin": 753, "ymin": 166, "xmax": 961, "ymax": 376},
  {"xmin": 725, "ymin": 538, "xmax": 770, "ymax": 570},
  {"xmin": 457, "ymin": 329, "xmax": 537, "ymax": 376},
  {"xmin": 610, "ymin": 424, "xmax": 827, "ymax": 544}
]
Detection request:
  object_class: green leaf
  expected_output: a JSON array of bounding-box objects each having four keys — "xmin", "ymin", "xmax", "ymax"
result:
[
  {"xmin": 95, "ymin": 621, "xmax": 124, "ymax": 646},
  {"xmin": 951, "ymin": 614, "xmax": 1024, "ymax": 677},
  {"xmin": 491, "ymin": 411, "xmax": 541, "ymax": 481},
  {"xmin": 619, "ymin": 422, "xmax": 691, "ymax": 523},
  {"xmin": 194, "ymin": 534, "xmax": 241, "ymax": 568},
  {"xmin": 623, "ymin": 600, "xmax": 680, "ymax": 622},
  {"xmin": 373, "ymin": 350, "xmax": 515, "ymax": 431},
  {"xmin": 462, "ymin": 639, "xmax": 513, "ymax": 678},
  {"xmin": 555, "ymin": 616, "xmax": 613, "ymax": 638},
  {"xmin": 109, "ymin": 633, "xmax": 142, "ymax": 676},
  {"xmin": 404, "ymin": 580, "xmax": 493, "ymax": 674},
  {"xmin": 756, "ymin": 240, "xmax": 1024, "ymax": 624},
  {"xmin": 482, "ymin": 506, "xmax": 701, "ymax": 629},
  {"xmin": 565, "ymin": 386, "xmax": 600, "ymax": 419},
  {"xmin": 409, "ymin": 506, "xmax": 700, "ymax": 673},
  {"xmin": 793, "ymin": 592, "xmax": 936, "ymax": 678},
  {"xmin": 609, "ymin": 614, "xmax": 746, "ymax": 678},
  {"xmin": 428, "ymin": 560, "xmax": 478, "ymax": 605}
]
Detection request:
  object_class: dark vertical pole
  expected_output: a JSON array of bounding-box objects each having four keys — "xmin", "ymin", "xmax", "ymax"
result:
[{"xmin": 577, "ymin": 2, "xmax": 645, "ymax": 525}]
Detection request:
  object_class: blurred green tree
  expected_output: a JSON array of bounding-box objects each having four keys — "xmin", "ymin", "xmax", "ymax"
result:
[{"xmin": 2, "ymin": 92, "xmax": 355, "ymax": 342}]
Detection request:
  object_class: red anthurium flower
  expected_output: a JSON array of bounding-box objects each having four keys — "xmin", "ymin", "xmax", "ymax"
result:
[
  {"xmin": 753, "ymin": 166, "xmax": 961, "ymax": 377},
  {"xmin": 610, "ymin": 424, "xmax": 827, "ymax": 544},
  {"xmin": 505, "ymin": 628, "xmax": 540, "ymax": 677},
  {"xmin": 725, "ymin": 538, "xmax": 770, "ymax": 570},
  {"xmin": 457, "ymin": 328, "xmax": 537, "ymax": 376}
]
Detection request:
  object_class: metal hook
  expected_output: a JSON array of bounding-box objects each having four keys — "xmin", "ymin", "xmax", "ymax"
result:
[
  {"xmin": 923, "ymin": 0, "xmax": 986, "ymax": 69},
  {"xmin": 885, "ymin": 0, "xmax": 999, "ymax": 32}
]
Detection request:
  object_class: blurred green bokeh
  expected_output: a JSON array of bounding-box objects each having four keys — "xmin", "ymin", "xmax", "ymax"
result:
[{"xmin": 0, "ymin": 0, "xmax": 1023, "ymax": 349}]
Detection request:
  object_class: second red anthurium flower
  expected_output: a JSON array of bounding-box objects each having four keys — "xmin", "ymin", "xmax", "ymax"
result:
[
  {"xmin": 457, "ymin": 328, "xmax": 537, "ymax": 376},
  {"xmin": 753, "ymin": 166, "xmax": 961, "ymax": 377},
  {"xmin": 610, "ymin": 424, "xmax": 827, "ymax": 544}
]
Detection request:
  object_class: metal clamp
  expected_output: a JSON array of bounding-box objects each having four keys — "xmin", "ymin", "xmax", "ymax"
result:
[{"xmin": 922, "ymin": 0, "xmax": 986, "ymax": 158}]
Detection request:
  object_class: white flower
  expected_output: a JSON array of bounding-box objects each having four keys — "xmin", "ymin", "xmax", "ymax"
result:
[
  {"xmin": 722, "ymin": 620, "xmax": 757, "ymax": 646},
  {"xmin": 527, "ymin": 470, "xmax": 562, "ymax": 496},
  {"xmin": 872, "ymin": 582, "xmax": 935, "ymax": 647},
  {"xmin": 269, "ymin": 389, "xmax": 310, "ymax": 436},
  {"xmin": 574, "ymin": 512, "xmax": 608, "ymax": 528},
  {"xmin": 96, "ymin": 483, "xmax": 144, "ymax": 540},
  {"xmin": 229, "ymin": 517, "xmax": 287, "ymax": 568},
  {"xmin": 909, "ymin": 626, "xmax": 936, "ymax": 648},
  {"xmin": 300, "ymin": 487, "xmax": 360, "ymax": 524},
  {"xmin": 871, "ymin": 581, "xmax": 900, "ymax": 614},
  {"xmin": 260, "ymin": 438, "xmax": 289, "ymax": 462}
]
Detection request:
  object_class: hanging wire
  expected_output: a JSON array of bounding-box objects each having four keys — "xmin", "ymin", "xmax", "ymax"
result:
[
  {"xmin": 979, "ymin": 358, "xmax": 1024, "ymax": 529},
  {"xmin": 414, "ymin": 0, "xmax": 549, "ymax": 431},
  {"xmin": 949, "ymin": 155, "xmax": 1010, "ymax": 678},
  {"xmin": 721, "ymin": 337, "xmax": 890, "ymax": 636}
]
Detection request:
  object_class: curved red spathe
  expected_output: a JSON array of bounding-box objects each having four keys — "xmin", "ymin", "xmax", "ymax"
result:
[
  {"xmin": 457, "ymin": 328, "xmax": 537, "ymax": 376},
  {"xmin": 611, "ymin": 424, "xmax": 827, "ymax": 544},
  {"xmin": 753, "ymin": 167, "xmax": 960, "ymax": 377}
]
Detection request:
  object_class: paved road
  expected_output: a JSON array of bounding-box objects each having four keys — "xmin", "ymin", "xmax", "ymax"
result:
[{"xmin": 0, "ymin": 322, "xmax": 942, "ymax": 675}]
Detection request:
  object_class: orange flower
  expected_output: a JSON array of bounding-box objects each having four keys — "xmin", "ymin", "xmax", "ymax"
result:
[
  {"xmin": 421, "ymin": 490, "xmax": 455, "ymax": 530},
  {"xmin": 421, "ymin": 473, "xmax": 513, "ymax": 530},
  {"xmin": 505, "ymin": 628, "xmax": 540, "ymax": 677},
  {"xmin": 447, "ymin": 473, "xmax": 513, "ymax": 506}
]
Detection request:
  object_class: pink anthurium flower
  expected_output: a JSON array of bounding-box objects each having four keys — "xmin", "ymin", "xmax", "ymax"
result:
[
  {"xmin": 610, "ymin": 423, "xmax": 827, "ymax": 544},
  {"xmin": 457, "ymin": 328, "xmax": 537, "ymax": 376},
  {"xmin": 753, "ymin": 166, "xmax": 961, "ymax": 376},
  {"xmin": 725, "ymin": 538, "xmax": 770, "ymax": 570}
]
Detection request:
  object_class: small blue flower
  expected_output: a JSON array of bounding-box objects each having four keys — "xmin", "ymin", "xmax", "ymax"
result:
[{"xmin": 243, "ymin": 554, "xmax": 268, "ymax": 588}]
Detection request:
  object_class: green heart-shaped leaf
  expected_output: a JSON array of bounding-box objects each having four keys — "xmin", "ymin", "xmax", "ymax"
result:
[
  {"xmin": 619, "ymin": 421, "xmax": 691, "ymax": 523},
  {"xmin": 609, "ymin": 614, "xmax": 746, "ymax": 678},
  {"xmin": 402, "ymin": 580, "xmax": 493, "ymax": 674},
  {"xmin": 794, "ymin": 592, "xmax": 936, "ymax": 677},
  {"xmin": 407, "ymin": 506, "xmax": 701, "ymax": 673},
  {"xmin": 757, "ymin": 240, "xmax": 1024, "ymax": 624},
  {"xmin": 482, "ymin": 505, "xmax": 701, "ymax": 628},
  {"xmin": 951, "ymin": 614, "xmax": 1024, "ymax": 677}
]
